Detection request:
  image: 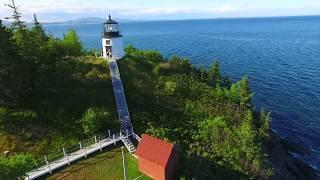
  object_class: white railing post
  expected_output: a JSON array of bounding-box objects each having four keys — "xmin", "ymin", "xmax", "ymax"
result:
[
  {"xmin": 113, "ymin": 134, "xmax": 116, "ymax": 146},
  {"xmin": 63, "ymin": 148, "xmax": 69, "ymax": 165},
  {"xmin": 44, "ymin": 155, "xmax": 52, "ymax": 174},
  {"xmin": 99, "ymin": 139, "xmax": 102, "ymax": 152},
  {"xmin": 108, "ymin": 130, "xmax": 111, "ymax": 138},
  {"xmin": 44, "ymin": 155, "xmax": 48, "ymax": 164},
  {"xmin": 126, "ymin": 129, "xmax": 129, "ymax": 137},
  {"xmin": 63, "ymin": 147, "xmax": 70, "ymax": 165},
  {"xmin": 67, "ymin": 154, "xmax": 70, "ymax": 165},
  {"xmin": 79, "ymin": 142, "xmax": 82, "ymax": 149},
  {"xmin": 131, "ymin": 128, "xmax": 134, "ymax": 136},
  {"xmin": 84, "ymin": 147, "xmax": 87, "ymax": 158},
  {"xmin": 94, "ymin": 136, "xmax": 97, "ymax": 143},
  {"xmin": 121, "ymin": 146, "xmax": 127, "ymax": 180}
]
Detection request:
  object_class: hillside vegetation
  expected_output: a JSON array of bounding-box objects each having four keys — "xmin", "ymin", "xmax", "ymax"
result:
[
  {"xmin": 0, "ymin": 10, "xmax": 272, "ymax": 179},
  {"xmin": 120, "ymin": 46, "xmax": 272, "ymax": 179},
  {"xmin": 0, "ymin": 16, "xmax": 118, "ymax": 178}
]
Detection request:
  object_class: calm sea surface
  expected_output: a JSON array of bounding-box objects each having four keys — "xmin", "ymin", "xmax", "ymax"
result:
[{"xmin": 43, "ymin": 16, "xmax": 320, "ymax": 169}]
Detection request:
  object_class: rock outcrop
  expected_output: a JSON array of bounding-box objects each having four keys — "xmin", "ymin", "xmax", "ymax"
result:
[{"xmin": 265, "ymin": 131, "xmax": 319, "ymax": 180}]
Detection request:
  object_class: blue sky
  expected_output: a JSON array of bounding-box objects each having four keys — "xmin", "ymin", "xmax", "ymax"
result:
[{"xmin": 1, "ymin": 0, "xmax": 320, "ymax": 22}]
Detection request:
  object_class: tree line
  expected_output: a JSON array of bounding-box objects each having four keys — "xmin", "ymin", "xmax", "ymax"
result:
[{"xmin": 0, "ymin": 0, "xmax": 85, "ymax": 178}]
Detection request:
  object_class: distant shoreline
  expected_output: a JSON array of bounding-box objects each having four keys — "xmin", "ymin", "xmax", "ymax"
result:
[
  {"xmin": 51, "ymin": 14, "xmax": 320, "ymax": 24},
  {"xmin": 4, "ymin": 14, "xmax": 319, "ymax": 25}
]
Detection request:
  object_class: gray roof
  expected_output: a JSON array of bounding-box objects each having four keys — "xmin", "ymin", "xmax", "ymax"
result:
[{"xmin": 104, "ymin": 15, "xmax": 118, "ymax": 24}]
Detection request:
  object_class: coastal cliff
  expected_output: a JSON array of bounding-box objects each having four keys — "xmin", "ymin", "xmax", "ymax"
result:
[{"xmin": 266, "ymin": 131, "xmax": 319, "ymax": 179}]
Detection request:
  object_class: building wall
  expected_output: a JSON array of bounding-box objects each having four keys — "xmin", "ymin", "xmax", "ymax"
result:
[
  {"xmin": 165, "ymin": 148, "xmax": 178, "ymax": 180},
  {"xmin": 138, "ymin": 157, "xmax": 165, "ymax": 180},
  {"xmin": 102, "ymin": 37, "xmax": 125, "ymax": 59}
]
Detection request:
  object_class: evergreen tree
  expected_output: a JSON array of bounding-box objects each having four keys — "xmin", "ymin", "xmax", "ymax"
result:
[
  {"xmin": 12, "ymin": 14, "xmax": 51, "ymax": 90},
  {"xmin": 0, "ymin": 20, "xmax": 28, "ymax": 107},
  {"xmin": 31, "ymin": 14, "xmax": 47, "ymax": 42},
  {"xmin": 199, "ymin": 65, "xmax": 206, "ymax": 81},
  {"xmin": 30, "ymin": 14, "xmax": 53, "ymax": 86},
  {"xmin": 222, "ymin": 75, "xmax": 232, "ymax": 89},
  {"xmin": 208, "ymin": 61, "xmax": 221, "ymax": 87},
  {"xmin": 258, "ymin": 108, "xmax": 271, "ymax": 139},
  {"xmin": 13, "ymin": 27, "xmax": 42, "ymax": 91},
  {"xmin": 4, "ymin": 0, "xmax": 25, "ymax": 30},
  {"xmin": 33, "ymin": 14, "xmax": 40, "ymax": 28},
  {"xmin": 62, "ymin": 29, "xmax": 83, "ymax": 56},
  {"xmin": 238, "ymin": 76, "xmax": 253, "ymax": 108}
]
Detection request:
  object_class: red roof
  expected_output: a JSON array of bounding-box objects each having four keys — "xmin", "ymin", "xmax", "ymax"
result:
[{"xmin": 136, "ymin": 134, "xmax": 174, "ymax": 167}]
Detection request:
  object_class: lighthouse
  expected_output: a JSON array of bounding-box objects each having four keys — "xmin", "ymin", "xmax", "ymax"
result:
[{"xmin": 102, "ymin": 15, "xmax": 125, "ymax": 60}]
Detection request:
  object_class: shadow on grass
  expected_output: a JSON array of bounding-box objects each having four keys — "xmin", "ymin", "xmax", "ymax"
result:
[{"xmin": 176, "ymin": 151, "xmax": 248, "ymax": 180}]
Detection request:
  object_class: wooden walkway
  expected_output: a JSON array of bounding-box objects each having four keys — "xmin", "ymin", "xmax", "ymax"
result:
[
  {"xmin": 108, "ymin": 59, "xmax": 133, "ymax": 133},
  {"xmin": 25, "ymin": 132, "xmax": 132, "ymax": 180},
  {"xmin": 108, "ymin": 59, "xmax": 137, "ymax": 153}
]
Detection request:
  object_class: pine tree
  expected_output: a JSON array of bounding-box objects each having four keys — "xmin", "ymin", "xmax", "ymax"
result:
[
  {"xmin": 238, "ymin": 76, "xmax": 253, "ymax": 108},
  {"xmin": 0, "ymin": 20, "xmax": 28, "ymax": 107},
  {"xmin": 4, "ymin": 0, "xmax": 25, "ymax": 30},
  {"xmin": 223, "ymin": 75, "xmax": 232, "ymax": 89},
  {"xmin": 208, "ymin": 61, "xmax": 221, "ymax": 87},
  {"xmin": 31, "ymin": 13, "xmax": 48, "ymax": 63},
  {"xmin": 32, "ymin": 14, "xmax": 47, "ymax": 42},
  {"xmin": 258, "ymin": 108, "xmax": 271, "ymax": 138},
  {"xmin": 33, "ymin": 14, "xmax": 40, "ymax": 28},
  {"xmin": 62, "ymin": 29, "xmax": 83, "ymax": 56},
  {"xmin": 199, "ymin": 65, "xmax": 206, "ymax": 81}
]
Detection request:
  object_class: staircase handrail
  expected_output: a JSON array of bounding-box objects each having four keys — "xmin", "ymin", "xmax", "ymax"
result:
[{"xmin": 133, "ymin": 132, "xmax": 141, "ymax": 142}]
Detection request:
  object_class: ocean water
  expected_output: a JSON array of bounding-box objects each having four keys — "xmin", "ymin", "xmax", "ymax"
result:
[{"xmin": 43, "ymin": 16, "xmax": 320, "ymax": 169}]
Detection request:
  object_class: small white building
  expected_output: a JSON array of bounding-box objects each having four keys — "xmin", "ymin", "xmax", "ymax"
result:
[{"xmin": 102, "ymin": 15, "xmax": 125, "ymax": 60}]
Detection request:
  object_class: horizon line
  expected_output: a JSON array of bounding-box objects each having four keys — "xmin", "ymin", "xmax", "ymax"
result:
[{"xmin": 3, "ymin": 14, "xmax": 320, "ymax": 24}]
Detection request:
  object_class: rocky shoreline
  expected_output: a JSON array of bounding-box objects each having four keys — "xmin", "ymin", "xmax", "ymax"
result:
[{"xmin": 265, "ymin": 130, "xmax": 319, "ymax": 180}]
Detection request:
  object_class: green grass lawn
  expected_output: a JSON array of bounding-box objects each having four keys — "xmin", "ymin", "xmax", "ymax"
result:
[{"xmin": 46, "ymin": 147, "xmax": 151, "ymax": 180}]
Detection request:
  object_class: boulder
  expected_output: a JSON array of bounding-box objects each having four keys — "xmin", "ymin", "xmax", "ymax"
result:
[{"xmin": 3, "ymin": 150, "xmax": 10, "ymax": 157}]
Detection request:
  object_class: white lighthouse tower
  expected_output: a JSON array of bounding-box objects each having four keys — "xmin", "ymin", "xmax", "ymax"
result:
[{"xmin": 102, "ymin": 15, "xmax": 125, "ymax": 60}]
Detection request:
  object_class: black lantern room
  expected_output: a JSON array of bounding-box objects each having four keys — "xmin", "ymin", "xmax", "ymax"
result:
[{"xmin": 103, "ymin": 15, "xmax": 121, "ymax": 38}]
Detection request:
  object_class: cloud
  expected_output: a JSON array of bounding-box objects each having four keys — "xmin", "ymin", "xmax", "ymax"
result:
[
  {"xmin": 1, "ymin": 0, "xmax": 106, "ymax": 22},
  {"xmin": 19, "ymin": 0, "xmax": 99, "ymax": 14},
  {"xmin": 117, "ymin": 6, "xmax": 240, "ymax": 16},
  {"xmin": 1, "ymin": 0, "xmax": 319, "ymax": 22},
  {"xmin": 217, "ymin": 5, "xmax": 238, "ymax": 13},
  {"xmin": 1, "ymin": 2, "xmax": 241, "ymax": 22}
]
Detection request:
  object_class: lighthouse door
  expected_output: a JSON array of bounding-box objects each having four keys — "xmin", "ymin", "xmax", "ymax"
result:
[{"xmin": 105, "ymin": 46, "xmax": 112, "ymax": 58}]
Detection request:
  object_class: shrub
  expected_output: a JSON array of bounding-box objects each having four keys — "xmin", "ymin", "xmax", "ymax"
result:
[
  {"xmin": 61, "ymin": 29, "xmax": 83, "ymax": 57},
  {"xmin": 0, "ymin": 153, "xmax": 35, "ymax": 180},
  {"xmin": 79, "ymin": 107, "xmax": 111, "ymax": 136},
  {"xmin": 0, "ymin": 107, "xmax": 37, "ymax": 124}
]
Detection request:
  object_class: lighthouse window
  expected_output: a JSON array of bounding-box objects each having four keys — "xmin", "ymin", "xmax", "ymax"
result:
[
  {"xmin": 106, "ymin": 40, "xmax": 111, "ymax": 45},
  {"xmin": 106, "ymin": 24, "xmax": 119, "ymax": 32}
]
